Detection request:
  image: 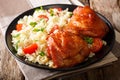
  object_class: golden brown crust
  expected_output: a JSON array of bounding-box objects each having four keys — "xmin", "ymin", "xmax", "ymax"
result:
[
  {"xmin": 67, "ymin": 6, "xmax": 109, "ymax": 38},
  {"xmin": 46, "ymin": 6, "xmax": 109, "ymax": 68},
  {"xmin": 47, "ymin": 30, "xmax": 90, "ymax": 68}
]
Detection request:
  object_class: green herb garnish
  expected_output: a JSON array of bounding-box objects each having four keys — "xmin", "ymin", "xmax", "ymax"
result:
[
  {"xmin": 12, "ymin": 34, "xmax": 20, "ymax": 38},
  {"xmin": 69, "ymin": 12, "xmax": 73, "ymax": 17},
  {"xmin": 35, "ymin": 6, "xmax": 43, "ymax": 11},
  {"xmin": 33, "ymin": 28, "xmax": 45, "ymax": 32},
  {"xmin": 14, "ymin": 40, "xmax": 20, "ymax": 50},
  {"xmin": 84, "ymin": 37, "xmax": 93, "ymax": 44},
  {"xmin": 40, "ymin": 6, "xmax": 43, "ymax": 10},
  {"xmin": 33, "ymin": 28, "xmax": 40, "ymax": 32},
  {"xmin": 15, "ymin": 44, "xmax": 18, "ymax": 51},
  {"xmin": 49, "ymin": 8, "xmax": 54, "ymax": 16},
  {"xmin": 39, "ymin": 51, "xmax": 45, "ymax": 56},
  {"xmin": 40, "ymin": 28, "xmax": 45, "ymax": 32},
  {"xmin": 30, "ymin": 22, "xmax": 37, "ymax": 27}
]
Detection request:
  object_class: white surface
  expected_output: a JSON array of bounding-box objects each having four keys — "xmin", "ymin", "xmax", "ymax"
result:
[
  {"xmin": 69, "ymin": 0, "xmax": 84, "ymax": 6},
  {"xmin": 29, "ymin": 0, "xmax": 71, "ymax": 7}
]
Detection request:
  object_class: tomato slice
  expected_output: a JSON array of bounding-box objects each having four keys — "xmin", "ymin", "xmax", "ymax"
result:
[
  {"xmin": 16, "ymin": 24, "xmax": 23, "ymax": 31},
  {"xmin": 23, "ymin": 43, "xmax": 38, "ymax": 54},
  {"xmin": 38, "ymin": 15, "xmax": 49, "ymax": 21},
  {"xmin": 90, "ymin": 38, "xmax": 103, "ymax": 53}
]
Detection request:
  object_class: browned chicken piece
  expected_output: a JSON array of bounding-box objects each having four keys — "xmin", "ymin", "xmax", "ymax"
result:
[
  {"xmin": 46, "ymin": 6, "xmax": 109, "ymax": 68},
  {"xmin": 47, "ymin": 28, "xmax": 90, "ymax": 68},
  {"xmin": 66, "ymin": 6, "xmax": 109, "ymax": 38}
]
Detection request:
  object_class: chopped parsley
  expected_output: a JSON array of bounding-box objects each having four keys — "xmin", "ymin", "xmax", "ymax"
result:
[
  {"xmin": 49, "ymin": 8, "xmax": 54, "ymax": 16},
  {"xmin": 40, "ymin": 28, "xmax": 45, "ymax": 32},
  {"xmin": 33, "ymin": 28, "xmax": 40, "ymax": 32},
  {"xmin": 14, "ymin": 40, "xmax": 20, "ymax": 50},
  {"xmin": 35, "ymin": 6, "xmax": 43, "ymax": 11},
  {"xmin": 69, "ymin": 12, "xmax": 73, "ymax": 17},
  {"xmin": 39, "ymin": 51, "xmax": 45, "ymax": 56},
  {"xmin": 84, "ymin": 37, "xmax": 93, "ymax": 44},
  {"xmin": 30, "ymin": 22, "xmax": 37, "ymax": 27},
  {"xmin": 33, "ymin": 28, "xmax": 45, "ymax": 32},
  {"xmin": 40, "ymin": 6, "xmax": 43, "ymax": 10},
  {"xmin": 12, "ymin": 34, "xmax": 20, "ymax": 38}
]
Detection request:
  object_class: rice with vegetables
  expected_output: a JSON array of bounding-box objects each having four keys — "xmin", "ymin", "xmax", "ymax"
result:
[{"xmin": 11, "ymin": 7, "xmax": 72, "ymax": 67}]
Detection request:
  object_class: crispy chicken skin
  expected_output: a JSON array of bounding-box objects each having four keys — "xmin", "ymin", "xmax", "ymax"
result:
[
  {"xmin": 47, "ymin": 29, "xmax": 90, "ymax": 68},
  {"xmin": 46, "ymin": 6, "xmax": 109, "ymax": 68},
  {"xmin": 66, "ymin": 6, "xmax": 109, "ymax": 38}
]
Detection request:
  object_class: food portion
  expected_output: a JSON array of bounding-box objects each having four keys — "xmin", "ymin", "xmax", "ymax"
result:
[
  {"xmin": 47, "ymin": 27, "xmax": 90, "ymax": 68},
  {"xmin": 11, "ymin": 6, "xmax": 109, "ymax": 68},
  {"xmin": 65, "ymin": 6, "xmax": 109, "ymax": 38}
]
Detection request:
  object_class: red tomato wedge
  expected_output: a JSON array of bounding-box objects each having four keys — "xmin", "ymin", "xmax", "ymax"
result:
[
  {"xmin": 16, "ymin": 24, "xmax": 23, "ymax": 31},
  {"xmin": 53, "ymin": 8, "xmax": 62, "ymax": 11},
  {"xmin": 38, "ymin": 15, "xmax": 49, "ymax": 21},
  {"xmin": 23, "ymin": 43, "xmax": 38, "ymax": 54},
  {"xmin": 90, "ymin": 38, "xmax": 103, "ymax": 53}
]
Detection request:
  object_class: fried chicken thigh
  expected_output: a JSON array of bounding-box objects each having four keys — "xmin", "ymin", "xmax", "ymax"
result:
[
  {"xmin": 66, "ymin": 6, "xmax": 109, "ymax": 38},
  {"xmin": 47, "ymin": 29, "xmax": 90, "ymax": 68},
  {"xmin": 46, "ymin": 6, "xmax": 109, "ymax": 68}
]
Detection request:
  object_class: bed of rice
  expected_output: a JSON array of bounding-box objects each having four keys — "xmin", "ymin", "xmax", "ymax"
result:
[{"xmin": 11, "ymin": 7, "xmax": 72, "ymax": 67}]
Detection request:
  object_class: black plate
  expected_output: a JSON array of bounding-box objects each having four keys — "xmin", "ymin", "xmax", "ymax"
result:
[{"xmin": 5, "ymin": 4, "xmax": 115, "ymax": 71}]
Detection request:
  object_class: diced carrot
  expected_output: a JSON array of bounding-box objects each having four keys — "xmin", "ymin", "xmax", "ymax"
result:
[
  {"xmin": 38, "ymin": 15, "xmax": 49, "ymax": 21},
  {"xmin": 16, "ymin": 24, "xmax": 23, "ymax": 31}
]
